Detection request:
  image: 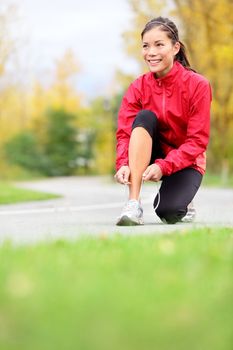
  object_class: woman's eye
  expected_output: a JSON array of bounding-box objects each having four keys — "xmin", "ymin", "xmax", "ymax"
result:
[{"xmin": 142, "ymin": 44, "xmax": 148, "ymax": 49}]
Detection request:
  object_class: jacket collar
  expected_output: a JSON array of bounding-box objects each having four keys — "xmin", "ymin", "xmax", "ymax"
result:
[{"xmin": 151, "ymin": 60, "xmax": 182, "ymax": 86}]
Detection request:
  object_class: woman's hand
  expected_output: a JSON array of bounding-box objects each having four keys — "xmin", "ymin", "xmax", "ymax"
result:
[
  {"xmin": 142, "ymin": 164, "xmax": 163, "ymax": 182},
  {"xmin": 114, "ymin": 166, "xmax": 131, "ymax": 184}
]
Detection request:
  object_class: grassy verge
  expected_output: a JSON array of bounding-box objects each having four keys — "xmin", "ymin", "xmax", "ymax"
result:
[
  {"xmin": 0, "ymin": 182, "xmax": 60, "ymax": 204},
  {"xmin": 202, "ymin": 171, "xmax": 233, "ymax": 188},
  {"xmin": 0, "ymin": 227, "xmax": 232, "ymax": 350}
]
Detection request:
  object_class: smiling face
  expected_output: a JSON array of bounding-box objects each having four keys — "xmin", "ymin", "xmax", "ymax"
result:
[{"xmin": 142, "ymin": 26, "xmax": 180, "ymax": 78}]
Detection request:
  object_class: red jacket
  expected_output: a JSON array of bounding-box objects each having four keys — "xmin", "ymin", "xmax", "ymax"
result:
[{"xmin": 116, "ymin": 61, "xmax": 212, "ymax": 176}]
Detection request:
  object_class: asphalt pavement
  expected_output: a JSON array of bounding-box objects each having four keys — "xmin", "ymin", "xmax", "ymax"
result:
[{"xmin": 0, "ymin": 176, "xmax": 232, "ymax": 244}]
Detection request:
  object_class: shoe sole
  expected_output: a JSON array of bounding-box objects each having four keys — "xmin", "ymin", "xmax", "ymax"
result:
[
  {"xmin": 181, "ymin": 216, "xmax": 195, "ymax": 223},
  {"xmin": 116, "ymin": 215, "xmax": 144, "ymax": 226},
  {"xmin": 181, "ymin": 211, "xmax": 196, "ymax": 223}
]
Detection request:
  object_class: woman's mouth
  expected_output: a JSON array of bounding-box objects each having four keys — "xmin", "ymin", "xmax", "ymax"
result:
[{"xmin": 148, "ymin": 59, "xmax": 162, "ymax": 66}]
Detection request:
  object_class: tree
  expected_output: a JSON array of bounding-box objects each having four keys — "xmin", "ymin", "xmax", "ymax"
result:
[
  {"xmin": 0, "ymin": 3, "xmax": 27, "ymax": 143},
  {"xmin": 122, "ymin": 0, "xmax": 169, "ymax": 71},
  {"xmin": 88, "ymin": 97, "xmax": 115, "ymax": 174},
  {"xmin": 4, "ymin": 109, "xmax": 83, "ymax": 176},
  {"xmin": 4, "ymin": 131, "xmax": 45, "ymax": 173},
  {"xmin": 0, "ymin": 2, "xmax": 18, "ymax": 76},
  {"xmin": 48, "ymin": 49, "xmax": 82, "ymax": 112},
  {"xmin": 0, "ymin": 6, "xmax": 93, "ymax": 178},
  {"xmin": 172, "ymin": 0, "xmax": 233, "ymax": 178},
  {"xmin": 42, "ymin": 109, "xmax": 81, "ymax": 176}
]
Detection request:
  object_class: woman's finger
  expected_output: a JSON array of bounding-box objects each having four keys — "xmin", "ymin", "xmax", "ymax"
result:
[{"xmin": 142, "ymin": 166, "xmax": 151, "ymax": 180}]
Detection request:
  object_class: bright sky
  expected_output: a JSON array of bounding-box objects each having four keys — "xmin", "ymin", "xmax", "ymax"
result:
[{"xmin": 10, "ymin": 0, "xmax": 140, "ymax": 98}]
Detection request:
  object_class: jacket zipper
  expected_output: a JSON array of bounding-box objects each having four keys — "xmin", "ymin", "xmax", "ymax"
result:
[
  {"xmin": 161, "ymin": 80, "xmax": 172, "ymax": 144},
  {"xmin": 162, "ymin": 82, "xmax": 166, "ymax": 121}
]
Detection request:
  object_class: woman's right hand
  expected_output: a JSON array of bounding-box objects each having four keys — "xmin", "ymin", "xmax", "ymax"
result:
[{"xmin": 114, "ymin": 166, "xmax": 131, "ymax": 184}]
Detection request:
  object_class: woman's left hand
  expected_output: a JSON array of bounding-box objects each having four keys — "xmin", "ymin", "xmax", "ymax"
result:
[{"xmin": 142, "ymin": 164, "xmax": 163, "ymax": 182}]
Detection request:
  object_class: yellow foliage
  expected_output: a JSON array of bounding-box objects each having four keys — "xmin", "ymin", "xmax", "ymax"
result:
[
  {"xmin": 54, "ymin": 49, "xmax": 80, "ymax": 81},
  {"xmin": 48, "ymin": 49, "xmax": 82, "ymax": 112},
  {"xmin": 0, "ymin": 48, "xmax": 86, "ymax": 152},
  {"xmin": 89, "ymin": 97, "xmax": 116, "ymax": 174},
  {"xmin": 123, "ymin": 0, "xmax": 169, "ymax": 71},
  {"xmin": 172, "ymin": 0, "xmax": 233, "ymax": 170},
  {"xmin": 0, "ymin": 87, "xmax": 30, "ymax": 143},
  {"xmin": 112, "ymin": 69, "xmax": 137, "ymax": 93}
]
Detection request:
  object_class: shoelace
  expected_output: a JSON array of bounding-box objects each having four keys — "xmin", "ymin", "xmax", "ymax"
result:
[
  {"xmin": 124, "ymin": 180, "xmax": 161, "ymax": 210},
  {"xmin": 122, "ymin": 199, "xmax": 140, "ymax": 213}
]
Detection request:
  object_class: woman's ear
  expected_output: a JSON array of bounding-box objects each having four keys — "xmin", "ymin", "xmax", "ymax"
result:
[{"xmin": 173, "ymin": 41, "xmax": 181, "ymax": 56}]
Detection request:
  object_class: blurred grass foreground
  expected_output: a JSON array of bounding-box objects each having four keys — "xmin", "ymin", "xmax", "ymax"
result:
[{"xmin": 0, "ymin": 227, "xmax": 232, "ymax": 350}]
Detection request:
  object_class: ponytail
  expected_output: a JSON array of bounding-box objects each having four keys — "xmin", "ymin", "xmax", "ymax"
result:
[{"xmin": 176, "ymin": 41, "xmax": 191, "ymax": 69}]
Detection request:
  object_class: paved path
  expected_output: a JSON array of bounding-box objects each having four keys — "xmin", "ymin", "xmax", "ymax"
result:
[{"xmin": 0, "ymin": 176, "xmax": 232, "ymax": 244}]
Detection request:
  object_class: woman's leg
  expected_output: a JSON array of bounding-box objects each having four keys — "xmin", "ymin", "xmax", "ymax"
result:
[
  {"xmin": 116, "ymin": 110, "xmax": 159, "ymax": 226},
  {"xmin": 128, "ymin": 127, "xmax": 152, "ymax": 199},
  {"xmin": 154, "ymin": 168, "xmax": 202, "ymax": 224},
  {"xmin": 128, "ymin": 110, "xmax": 158, "ymax": 200}
]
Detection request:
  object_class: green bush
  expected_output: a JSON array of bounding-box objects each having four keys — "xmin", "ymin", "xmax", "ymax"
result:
[
  {"xmin": 43, "ymin": 109, "xmax": 80, "ymax": 176},
  {"xmin": 4, "ymin": 131, "xmax": 46, "ymax": 173},
  {"xmin": 4, "ymin": 109, "xmax": 92, "ymax": 176}
]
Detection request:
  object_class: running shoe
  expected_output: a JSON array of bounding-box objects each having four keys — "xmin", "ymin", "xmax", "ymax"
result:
[
  {"xmin": 116, "ymin": 199, "xmax": 144, "ymax": 226},
  {"xmin": 181, "ymin": 201, "xmax": 196, "ymax": 223}
]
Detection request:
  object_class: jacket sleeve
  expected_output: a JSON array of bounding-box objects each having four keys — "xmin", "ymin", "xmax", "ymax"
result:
[
  {"xmin": 155, "ymin": 79, "xmax": 212, "ymax": 176},
  {"xmin": 116, "ymin": 82, "xmax": 142, "ymax": 170}
]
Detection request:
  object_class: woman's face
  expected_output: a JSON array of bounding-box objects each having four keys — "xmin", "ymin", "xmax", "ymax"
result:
[{"xmin": 142, "ymin": 27, "xmax": 180, "ymax": 77}]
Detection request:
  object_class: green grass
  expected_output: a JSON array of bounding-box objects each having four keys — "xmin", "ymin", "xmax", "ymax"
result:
[
  {"xmin": 202, "ymin": 171, "xmax": 233, "ymax": 188},
  {"xmin": 0, "ymin": 182, "xmax": 60, "ymax": 204},
  {"xmin": 0, "ymin": 227, "xmax": 232, "ymax": 350}
]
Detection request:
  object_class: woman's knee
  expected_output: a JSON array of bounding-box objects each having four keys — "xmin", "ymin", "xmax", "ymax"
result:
[
  {"xmin": 132, "ymin": 110, "xmax": 158, "ymax": 138},
  {"xmin": 155, "ymin": 202, "xmax": 186, "ymax": 224}
]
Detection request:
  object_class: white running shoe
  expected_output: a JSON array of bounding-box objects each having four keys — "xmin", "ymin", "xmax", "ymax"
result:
[
  {"xmin": 116, "ymin": 199, "xmax": 144, "ymax": 226},
  {"xmin": 182, "ymin": 202, "xmax": 196, "ymax": 223}
]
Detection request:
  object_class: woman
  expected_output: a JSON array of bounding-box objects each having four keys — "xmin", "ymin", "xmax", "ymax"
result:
[{"xmin": 115, "ymin": 16, "xmax": 212, "ymax": 225}]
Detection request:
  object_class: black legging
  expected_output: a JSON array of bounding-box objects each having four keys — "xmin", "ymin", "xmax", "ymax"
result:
[{"xmin": 132, "ymin": 109, "xmax": 202, "ymax": 224}]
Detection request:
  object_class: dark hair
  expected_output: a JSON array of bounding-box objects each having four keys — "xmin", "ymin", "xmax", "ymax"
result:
[{"xmin": 141, "ymin": 16, "xmax": 191, "ymax": 69}]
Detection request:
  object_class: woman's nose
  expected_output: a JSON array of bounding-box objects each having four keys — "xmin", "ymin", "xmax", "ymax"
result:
[{"xmin": 147, "ymin": 47, "xmax": 157, "ymax": 56}]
